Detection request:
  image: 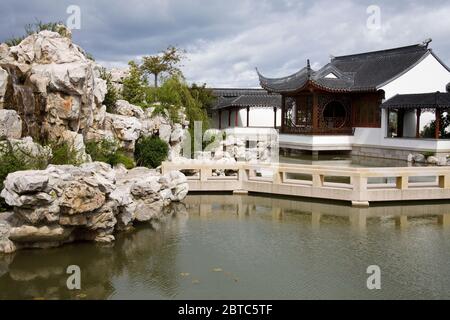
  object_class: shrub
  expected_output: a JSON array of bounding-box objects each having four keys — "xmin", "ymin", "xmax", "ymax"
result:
[
  {"xmin": 5, "ymin": 20, "xmax": 66, "ymax": 47},
  {"xmin": 85, "ymin": 139, "xmax": 135, "ymax": 169},
  {"xmin": 0, "ymin": 141, "xmax": 35, "ymax": 211},
  {"xmin": 100, "ymin": 68, "xmax": 118, "ymax": 112},
  {"xmin": 49, "ymin": 141, "xmax": 81, "ymax": 166},
  {"xmin": 134, "ymin": 136, "xmax": 169, "ymax": 168},
  {"xmin": 122, "ymin": 61, "xmax": 148, "ymax": 106}
]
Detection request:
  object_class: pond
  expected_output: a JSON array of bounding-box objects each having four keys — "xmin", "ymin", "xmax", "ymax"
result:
[
  {"xmin": 280, "ymin": 153, "xmax": 423, "ymax": 167},
  {"xmin": 1, "ymin": 194, "xmax": 450, "ymax": 300}
]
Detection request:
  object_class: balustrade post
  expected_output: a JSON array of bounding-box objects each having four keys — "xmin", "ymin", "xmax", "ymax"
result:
[
  {"xmin": 239, "ymin": 167, "xmax": 248, "ymax": 182},
  {"xmin": 200, "ymin": 168, "xmax": 212, "ymax": 182},
  {"xmin": 351, "ymin": 174, "xmax": 369, "ymax": 207},
  {"xmin": 439, "ymin": 174, "xmax": 450, "ymax": 188},
  {"xmin": 312, "ymin": 174, "xmax": 324, "ymax": 188},
  {"xmin": 273, "ymin": 168, "xmax": 283, "ymax": 184},
  {"xmin": 396, "ymin": 176, "xmax": 408, "ymax": 189}
]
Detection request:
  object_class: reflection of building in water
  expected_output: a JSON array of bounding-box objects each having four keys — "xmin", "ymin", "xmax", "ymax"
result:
[
  {"xmin": 185, "ymin": 194, "xmax": 450, "ymax": 231},
  {"xmin": 0, "ymin": 203, "xmax": 188, "ymax": 300}
]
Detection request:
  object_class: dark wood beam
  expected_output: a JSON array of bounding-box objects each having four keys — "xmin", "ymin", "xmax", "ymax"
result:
[
  {"xmin": 246, "ymin": 107, "xmax": 250, "ymax": 127},
  {"xmin": 435, "ymin": 109, "xmax": 441, "ymax": 139},
  {"xmin": 218, "ymin": 110, "xmax": 222, "ymax": 130},
  {"xmin": 228, "ymin": 109, "xmax": 231, "ymax": 127},
  {"xmin": 312, "ymin": 92, "xmax": 319, "ymax": 130},
  {"xmin": 281, "ymin": 96, "xmax": 286, "ymax": 133},
  {"xmin": 273, "ymin": 107, "xmax": 277, "ymax": 128},
  {"xmin": 235, "ymin": 107, "xmax": 239, "ymax": 127},
  {"xmin": 416, "ymin": 109, "xmax": 421, "ymax": 138}
]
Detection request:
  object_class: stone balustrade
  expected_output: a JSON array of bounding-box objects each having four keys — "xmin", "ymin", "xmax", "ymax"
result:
[{"xmin": 162, "ymin": 162, "xmax": 450, "ymax": 207}]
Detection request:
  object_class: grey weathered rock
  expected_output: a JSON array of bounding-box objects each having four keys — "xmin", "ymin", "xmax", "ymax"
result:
[
  {"xmin": 109, "ymin": 68, "xmax": 129, "ymax": 92},
  {"xmin": 9, "ymin": 224, "xmax": 73, "ymax": 243},
  {"xmin": 104, "ymin": 113, "xmax": 142, "ymax": 151},
  {"xmin": 113, "ymin": 100, "xmax": 145, "ymax": 119},
  {"xmin": 413, "ymin": 154, "xmax": 426, "ymax": 163},
  {"xmin": 0, "ymin": 109, "xmax": 22, "ymax": 139},
  {"xmin": 0, "ymin": 66, "xmax": 8, "ymax": 108},
  {"xmin": 0, "ymin": 163, "xmax": 188, "ymax": 253},
  {"xmin": 0, "ymin": 30, "xmax": 107, "ymax": 156},
  {"xmin": 407, "ymin": 153, "xmax": 414, "ymax": 163},
  {"xmin": 0, "ymin": 218, "xmax": 16, "ymax": 254},
  {"xmin": 427, "ymin": 156, "xmax": 439, "ymax": 165},
  {"xmin": 437, "ymin": 156, "xmax": 448, "ymax": 166}
]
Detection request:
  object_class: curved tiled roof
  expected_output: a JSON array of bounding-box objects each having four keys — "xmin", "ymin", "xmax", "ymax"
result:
[
  {"xmin": 381, "ymin": 92, "xmax": 450, "ymax": 109},
  {"xmin": 212, "ymin": 88, "xmax": 281, "ymax": 110},
  {"xmin": 258, "ymin": 42, "xmax": 439, "ymax": 93}
]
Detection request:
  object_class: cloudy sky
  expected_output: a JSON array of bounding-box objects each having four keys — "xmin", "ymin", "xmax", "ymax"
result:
[{"xmin": 1, "ymin": 0, "xmax": 450, "ymax": 87}]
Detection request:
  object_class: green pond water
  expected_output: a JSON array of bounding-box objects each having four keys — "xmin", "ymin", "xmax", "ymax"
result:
[
  {"xmin": 1, "ymin": 194, "xmax": 450, "ymax": 300},
  {"xmin": 280, "ymin": 154, "xmax": 422, "ymax": 167}
]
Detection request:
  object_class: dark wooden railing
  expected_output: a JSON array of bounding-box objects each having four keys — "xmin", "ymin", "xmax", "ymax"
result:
[{"xmin": 281, "ymin": 126, "xmax": 354, "ymax": 135}]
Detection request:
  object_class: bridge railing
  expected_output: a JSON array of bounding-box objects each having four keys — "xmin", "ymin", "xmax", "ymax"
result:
[{"xmin": 162, "ymin": 161, "xmax": 450, "ymax": 206}]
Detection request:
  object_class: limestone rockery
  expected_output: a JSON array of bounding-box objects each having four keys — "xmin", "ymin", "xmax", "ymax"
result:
[
  {"xmin": 0, "ymin": 163, "xmax": 188, "ymax": 254},
  {"xmin": 0, "ymin": 27, "xmax": 188, "ymax": 160},
  {"xmin": 0, "ymin": 28, "xmax": 190, "ymax": 254}
]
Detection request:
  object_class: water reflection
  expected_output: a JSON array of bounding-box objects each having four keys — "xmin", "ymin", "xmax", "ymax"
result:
[
  {"xmin": 186, "ymin": 194, "xmax": 450, "ymax": 230},
  {"xmin": 1, "ymin": 195, "xmax": 450, "ymax": 299},
  {"xmin": 280, "ymin": 153, "xmax": 426, "ymax": 168},
  {"xmin": 0, "ymin": 203, "xmax": 189, "ymax": 300}
]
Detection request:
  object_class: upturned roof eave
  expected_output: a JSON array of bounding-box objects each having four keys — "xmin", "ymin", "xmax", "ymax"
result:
[{"xmin": 260, "ymin": 79, "xmax": 378, "ymax": 94}]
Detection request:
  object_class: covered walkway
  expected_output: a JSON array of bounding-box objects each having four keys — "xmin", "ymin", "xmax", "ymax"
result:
[{"xmin": 381, "ymin": 91, "xmax": 450, "ymax": 139}]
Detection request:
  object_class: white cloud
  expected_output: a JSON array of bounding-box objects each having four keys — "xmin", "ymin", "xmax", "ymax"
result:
[{"xmin": 2, "ymin": 0, "xmax": 450, "ymax": 88}]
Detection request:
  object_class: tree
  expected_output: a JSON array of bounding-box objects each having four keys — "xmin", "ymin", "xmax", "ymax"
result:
[
  {"xmin": 421, "ymin": 112, "xmax": 450, "ymax": 138},
  {"xmin": 189, "ymin": 83, "xmax": 216, "ymax": 116},
  {"xmin": 121, "ymin": 61, "xmax": 148, "ymax": 106},
  {"xmin": 100, "ymin": 68, "xmax": 118, "ymax": 112},
  {"xmin": 141, "ymin": 46, "xmax": 186, "ymax": 88},
  {"xmin": 4, "ymin": 20, "xmax": 67, "ymax": 46},
  {"xmin": 152, "ymin": 75, "xmax": 208, "ymax": 126}
]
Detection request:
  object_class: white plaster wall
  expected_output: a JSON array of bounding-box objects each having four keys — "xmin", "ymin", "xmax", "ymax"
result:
[
  {"xmin": 279, "ymin": 134, "xmax": 353, "ymax": 151},
  {"xmin": 212, "ymin": 108, "xmax": 281, "ymax": 129},
  {"xmin": 353, "ymin": 52, "xmax": 450, "ymax": 151},
  {"xmin": 248, "ymin": 108, "xmax": 281, "ymax": 127},
  {"xmin": 380, "ymin": 53, "xmax": 450, "ymax": 100}
]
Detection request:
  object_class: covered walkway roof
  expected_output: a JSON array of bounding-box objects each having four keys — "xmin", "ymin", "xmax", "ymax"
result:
[
  {"xmin": 212, "ymin": 88, "xmax": 281, "ymax": 110},
  {"xmin": 381, "ymin": 92, "xmax": 450, "ymax": 110}
]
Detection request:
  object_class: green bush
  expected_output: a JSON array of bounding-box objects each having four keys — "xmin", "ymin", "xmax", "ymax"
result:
[
  {"xmin": 134, "ymin": 136, "xmax": 169, "ymax": 168},
  {"xmin": 122, "ymin": 61, "xmax": 148, "ymax": 106},
  {"xmin": 86, "ymin": 139, "xmax": 135, "ymax": 169},
  {"xmin": 5, "ymin": 20, "xmax": 66, "ymax": 47},
  {"xmin": 100, "ymin": 68, "xmax": 118, "ymax": 112},
  {"xmin": 0, "ymin": 141, "xmax": 34, "ymax": 211},
  {"xmin": 49, "ymin": 142, "xmax": 81, "ymax": 166}
]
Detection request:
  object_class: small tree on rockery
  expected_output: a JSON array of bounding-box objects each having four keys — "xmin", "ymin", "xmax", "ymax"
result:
[{"xmin": 141, "ymin": 46, "xmax": 186, "ymax": 88}]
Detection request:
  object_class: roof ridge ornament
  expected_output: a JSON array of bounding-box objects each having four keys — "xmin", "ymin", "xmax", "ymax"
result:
[
  {"xmin": 306, "ymin": 59, "xmax": 311, "ymax": 79},
  {"xmin": 421, "ymin": 38, "xmax": 432, "ymax": 48}
]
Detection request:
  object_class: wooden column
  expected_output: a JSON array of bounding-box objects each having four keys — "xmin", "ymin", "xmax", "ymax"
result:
[
  {"xmin": 273, "ymin": 107, "xmax": 277, "ymax": 128},
  {"xmin": 435, "ymin": 108, "xmax": 441, "ymax": 139},
  {"xmin": 246, "ymin": 107, "xmax": 250, "ymax": 127},
  {"xmin": 218, "ymin": 110, "xmax": 222, "ymax": 130},
  {"xmin": 415, "ymin": 109, "xmax": 421, "ymax": 138},
  {"xmin": 228, "ymin": 109, "xmax": 231, "ymax": 127},
  {"xmin": 235, "ymin": 107, "xmax": 239, "ymax": 127},
  {"xmin": 281, "ymin": 96, "xmax": 286, "ymax": 133},
  {"xmin": 312, "ymin": 92, "xmax": 319, "ymax": 133}
]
